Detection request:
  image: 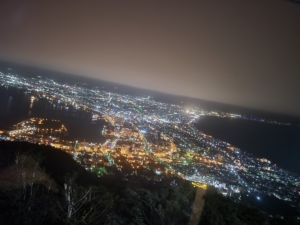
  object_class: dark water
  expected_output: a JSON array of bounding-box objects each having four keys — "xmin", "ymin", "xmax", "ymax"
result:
[
  {"xmin": 195, "ymin": 116, "xmax": 300, "ymax": 174},
  {"xmin": 0, "ymin": 86, "xmax": 106, "ymax": 143}
]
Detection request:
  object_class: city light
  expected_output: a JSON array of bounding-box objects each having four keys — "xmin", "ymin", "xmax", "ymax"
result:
[{"xmin": 0, "ymin": 72, "xmax": 299, "ymax": 207}]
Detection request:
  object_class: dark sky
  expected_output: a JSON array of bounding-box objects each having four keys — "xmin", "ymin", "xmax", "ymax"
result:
[{"xmin": 0, "ymin": 1, "xmax": 300, "ymax": 116}]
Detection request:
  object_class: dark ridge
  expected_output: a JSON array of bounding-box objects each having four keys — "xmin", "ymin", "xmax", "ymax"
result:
[
  {"xmin": 0, "ymin": 141, "xmax": 300, "ymax": 224},
  {"xmin": 0, "ymin": 141, "xmax": 190, "ymax": 193},
  {"xmin": 0, "ymin": 141, "xmax": 99, "ymax": 187}
]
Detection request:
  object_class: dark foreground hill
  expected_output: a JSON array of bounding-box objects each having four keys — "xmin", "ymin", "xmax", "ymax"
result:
[{"xmin": 0, "ymin": 141, "xmax": 299, "ymax": 225}]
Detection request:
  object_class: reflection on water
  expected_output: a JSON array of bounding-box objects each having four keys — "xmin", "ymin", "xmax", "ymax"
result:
[{"xmin": 28, "ymin": 96, "xmax": 34, "ymax": 116}]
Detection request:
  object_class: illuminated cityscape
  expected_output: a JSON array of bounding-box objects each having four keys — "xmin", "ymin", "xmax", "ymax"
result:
[{"xmin": 1, "ymin": 71, "xmax": 300, "ymax": 208}]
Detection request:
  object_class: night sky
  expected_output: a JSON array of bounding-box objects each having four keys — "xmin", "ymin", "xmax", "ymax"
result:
[{"xmin": 0, "ymin": 1, "xmax": 300, "ymax": 116}]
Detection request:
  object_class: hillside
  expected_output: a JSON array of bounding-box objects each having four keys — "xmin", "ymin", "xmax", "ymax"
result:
[{"xmin": 0, "ymin": 141, "xmax": 299, "ymax": 225}]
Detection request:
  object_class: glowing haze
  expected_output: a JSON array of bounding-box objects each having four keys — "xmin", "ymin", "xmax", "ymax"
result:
[{"xmin": 0, "ymin": 0, "xmax": 300, "ymax": 116}]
